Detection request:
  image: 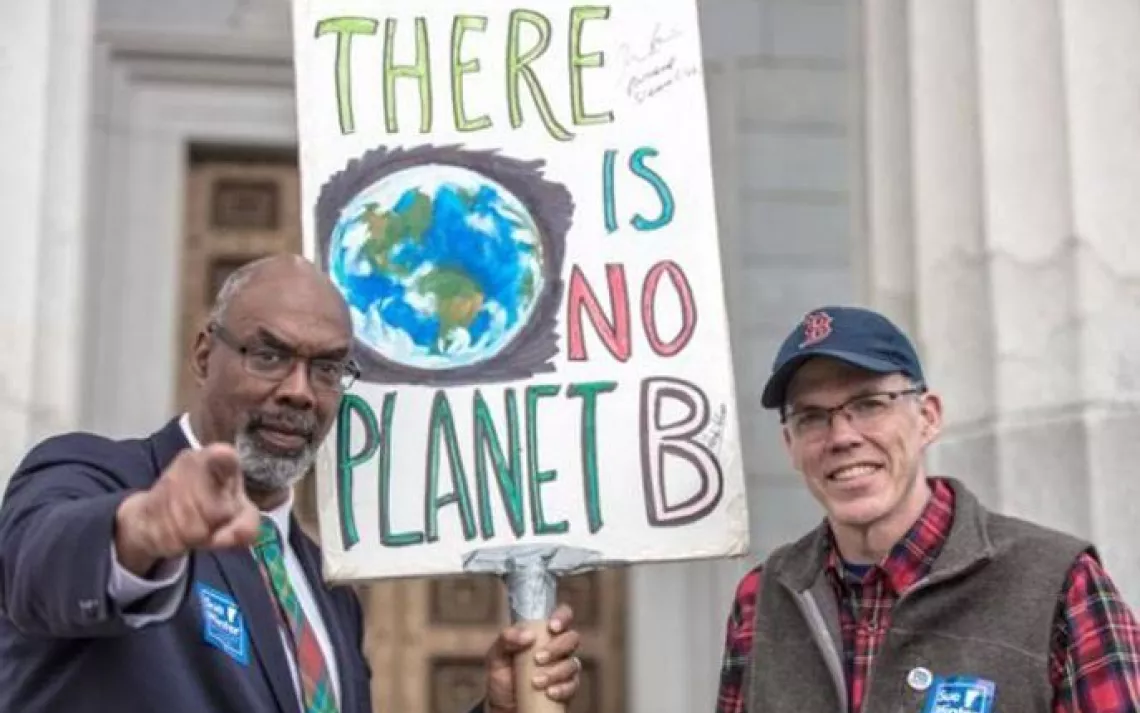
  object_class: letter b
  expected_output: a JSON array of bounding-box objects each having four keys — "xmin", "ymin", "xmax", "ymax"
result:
[{"xmin": 639, "ymin": 377, "xmax": 723, "ymax": 526}]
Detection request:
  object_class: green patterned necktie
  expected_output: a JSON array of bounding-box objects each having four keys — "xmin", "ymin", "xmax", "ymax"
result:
[{"xmin": 253, "ymin": 516, "xmax": 339, "ymax": 713}]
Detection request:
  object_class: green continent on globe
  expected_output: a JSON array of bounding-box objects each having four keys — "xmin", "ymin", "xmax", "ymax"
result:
[
  {"xmin": 360, "ymin": 190, "xmax": 433, "ymax": 276},
  {"xmin": 417, "ymin": 267, "xmax": 484, "ymax": 347}
]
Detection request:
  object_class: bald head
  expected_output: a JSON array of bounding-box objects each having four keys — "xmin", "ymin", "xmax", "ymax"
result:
[{"xmin": 209, "ymin": 254, "xmax": 348, "ymax": 328}]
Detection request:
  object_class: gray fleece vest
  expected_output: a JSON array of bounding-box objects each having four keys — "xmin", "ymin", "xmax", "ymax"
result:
[{"xmin": 747, "ymin": 478, "xmax": 1094, "ymax": 713}]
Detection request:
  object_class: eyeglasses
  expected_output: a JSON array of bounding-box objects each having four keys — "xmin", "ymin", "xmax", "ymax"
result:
[
  {"xmin": 782, "ymin": 387, "xmax": 925, "ymax": 441},
  {"xmin": 207, "ymin": 322, "xmax": 360, "ymax": 393}
]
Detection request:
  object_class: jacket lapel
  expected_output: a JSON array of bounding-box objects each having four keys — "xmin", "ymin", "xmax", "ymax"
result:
[
  {"xmin": 290, "ymin": 518, "xmax": 360, "ymax": 713},
  {"xmin": 147, "ymin": 417, "xmax": 193, "ymax": 475},
  {"xmin": 211, "ymin": 548, "xmax": 302, "ymax": 713}
]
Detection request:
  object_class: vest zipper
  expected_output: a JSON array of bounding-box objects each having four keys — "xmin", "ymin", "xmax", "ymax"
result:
[{"xmin": 793, "ymin": 590, "xmax": 848, "ymax": 713}]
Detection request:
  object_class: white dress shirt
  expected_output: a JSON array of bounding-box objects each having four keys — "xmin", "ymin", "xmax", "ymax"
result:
[{"xmin": 106, "ymin": 414, "xmax": 341, "ymax": 706}]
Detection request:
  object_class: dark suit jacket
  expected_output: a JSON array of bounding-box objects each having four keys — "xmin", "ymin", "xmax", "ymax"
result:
[{"xmin": 0, "ymin": 417, "xmax": 456, "ymax": 713}]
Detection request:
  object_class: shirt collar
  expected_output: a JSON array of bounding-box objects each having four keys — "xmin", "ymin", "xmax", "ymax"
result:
[
  {"xmin": 178, "ymin": 412, "xmax": 202, "ymax": 449},
  {"xmin": 177, "ymin": 413, "xmax": 294, "ymax": 542},
  {"xmin": 825, "ymin": 477, "xmax": 955, "ymax": 595}
]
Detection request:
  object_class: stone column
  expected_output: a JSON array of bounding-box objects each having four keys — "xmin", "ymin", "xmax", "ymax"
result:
[
  {"xmin": 0, "ymin": 0, "xmax": 95, "ymax": 481},
  {"xmin": 861, "ymin": 0, "xmax": 1140, "ymax": 604}
]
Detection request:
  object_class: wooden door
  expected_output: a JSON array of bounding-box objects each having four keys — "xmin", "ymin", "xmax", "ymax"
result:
[{"xmin": 178, "ymin": 149, "xmax": 626, "ymax": 713}]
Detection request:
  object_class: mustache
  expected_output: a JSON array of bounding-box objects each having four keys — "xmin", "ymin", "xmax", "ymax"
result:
[{"xmin": 245, "ymin": 410, "xmax": 318, "ymax": 440}]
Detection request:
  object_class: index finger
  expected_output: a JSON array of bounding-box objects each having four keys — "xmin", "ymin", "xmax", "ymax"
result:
[{"xmin": 201, "ymin": 443, "xmax": 242, "ymax": 491}]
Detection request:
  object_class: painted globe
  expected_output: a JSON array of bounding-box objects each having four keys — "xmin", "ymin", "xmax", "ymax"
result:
[{"xmin": 328, "ymin": 164, "xmax": 545, "ymax": 371}]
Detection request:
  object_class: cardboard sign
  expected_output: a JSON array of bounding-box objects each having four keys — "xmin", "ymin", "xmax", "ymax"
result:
[{"xmin": 290, "ymin": 0, "xmax": 749, "ymax": 580}]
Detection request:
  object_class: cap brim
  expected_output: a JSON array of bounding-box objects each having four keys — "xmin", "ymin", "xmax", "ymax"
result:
[{"xmin": 760, "ymin": 349, "xmax": 908, "ymax": 409}]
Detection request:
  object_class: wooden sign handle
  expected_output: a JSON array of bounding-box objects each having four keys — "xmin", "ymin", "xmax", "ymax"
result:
[{"xmin": 513, "ymin": 620, "xmax": 567, "ymax": 713}]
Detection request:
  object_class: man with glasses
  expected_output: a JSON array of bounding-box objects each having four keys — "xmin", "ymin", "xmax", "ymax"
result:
[
  {"xmin": 0, "ymin": 255, "xmax": 584, "ymax": 713},
  {"xmin": 716, "ymin": 305, "xmax": 1140, "ymax": 713}
]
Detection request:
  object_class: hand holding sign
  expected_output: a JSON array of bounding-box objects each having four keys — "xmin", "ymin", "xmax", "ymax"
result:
[
  {"xmin": 484, "ymin": 604, "xmax": 581, "ymax": 713},
  {"xmin": 114, "ymin": 444, "xmax": 261, "ymax": 576}
]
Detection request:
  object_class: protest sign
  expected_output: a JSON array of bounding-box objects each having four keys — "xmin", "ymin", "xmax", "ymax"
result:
[{"xmin": 290, "ymin": 0, "xmax": 749, "ymax": 583}]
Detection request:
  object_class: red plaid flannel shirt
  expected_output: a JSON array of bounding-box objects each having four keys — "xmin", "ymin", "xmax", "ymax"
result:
[{"xmin": 716, "ymin": 478, "xmax": 1140, "ymax": 713}]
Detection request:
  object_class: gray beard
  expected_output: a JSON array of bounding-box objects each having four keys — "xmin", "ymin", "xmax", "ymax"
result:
[{"xmin": 234, "ymin": 429, "xmax": 315, "ymax": 493}]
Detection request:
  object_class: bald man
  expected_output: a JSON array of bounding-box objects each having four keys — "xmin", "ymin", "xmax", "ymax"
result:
[{"xmin": 0, "ymin": 256, "xmax": 584, "ymax": 713}]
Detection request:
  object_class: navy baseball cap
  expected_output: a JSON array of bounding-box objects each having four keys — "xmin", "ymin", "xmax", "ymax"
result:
[{"xmin": 760, "ymin": 306, "xmax": 925, "ymax": 409}]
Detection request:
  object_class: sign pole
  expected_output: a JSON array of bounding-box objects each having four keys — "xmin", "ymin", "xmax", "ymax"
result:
[
  {"xmin": 505, "ymin": 556, "xmax": 563, "ymax": 713},
  {"xmin": 466, "ymin": 545, "xmax": 599, "ymax": 713}
]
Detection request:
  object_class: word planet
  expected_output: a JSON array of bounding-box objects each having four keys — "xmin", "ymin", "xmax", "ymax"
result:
[{"xmin": 328, "ymin": 164, "xmax": 546, "ymax": 371}]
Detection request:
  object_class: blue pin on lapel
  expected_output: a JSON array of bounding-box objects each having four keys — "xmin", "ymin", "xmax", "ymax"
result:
[{"xmin": 197, "ymin": 583, "xmax": 250, "ymax": 666}]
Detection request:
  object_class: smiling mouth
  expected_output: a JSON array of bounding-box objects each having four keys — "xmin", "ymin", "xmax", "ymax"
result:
[{"xmin": 827, "ymin": 463, "xmax": 881, "ymax": 483}]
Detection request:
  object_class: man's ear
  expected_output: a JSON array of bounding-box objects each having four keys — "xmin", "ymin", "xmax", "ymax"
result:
[
  {"xmin": 918, "ymin": 390, "xmax": 943, "ymax": 447},
  {"xmin": 190, "ymin": 330, "xmax": 210, "ymax": 385}
]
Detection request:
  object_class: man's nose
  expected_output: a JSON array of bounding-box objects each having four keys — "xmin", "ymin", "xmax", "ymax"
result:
[
  {"xmin": 825, "ymin": 409, "xmax": 864, "ymax": 448},
  {"xmin": 275, "ymin": 360, "xmax": 316, "ymax": 408}
]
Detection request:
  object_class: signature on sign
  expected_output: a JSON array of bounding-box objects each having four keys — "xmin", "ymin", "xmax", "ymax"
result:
[
  {"xmin": 616, "ymin": 23, "xmax": 700, "ymax": 105},
  {"xmin": 698, "ymin": 404, "xmax": 728, "ymax": 454}
]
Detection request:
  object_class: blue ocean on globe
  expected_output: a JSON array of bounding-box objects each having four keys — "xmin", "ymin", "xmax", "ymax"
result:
[{"xmin": 327, "ymin": 164, "xmax": 546, "ymax": 371}]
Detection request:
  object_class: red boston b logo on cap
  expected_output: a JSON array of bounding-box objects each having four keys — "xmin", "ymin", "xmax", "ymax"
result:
[{"xmin": 799, "ymin": 310, "xmax": 833, "ymax": 347}]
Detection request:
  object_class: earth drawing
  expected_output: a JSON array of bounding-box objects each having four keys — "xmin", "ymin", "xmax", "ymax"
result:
[{"xmin": 316, "ymin": 146, "xmax": 572, "ymax": 385}]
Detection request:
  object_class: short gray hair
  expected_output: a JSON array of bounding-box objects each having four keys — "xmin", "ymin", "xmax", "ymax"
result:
[{"xmin": 207, "ymin": 258, "xmax": 268, "ymax": 326}]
